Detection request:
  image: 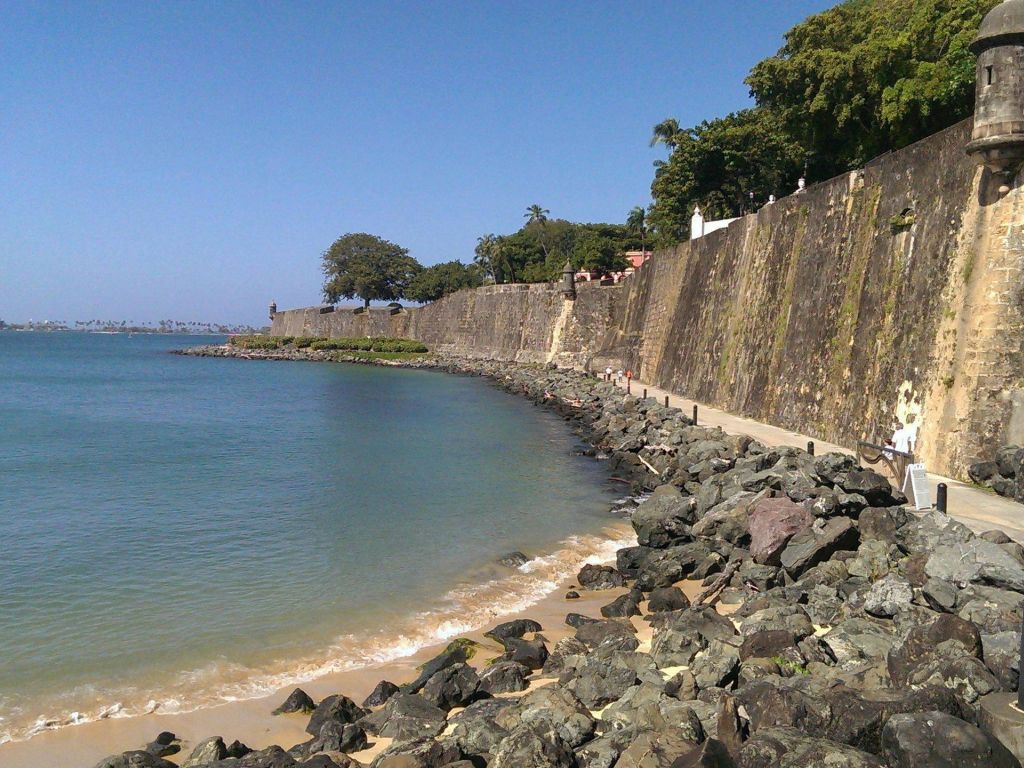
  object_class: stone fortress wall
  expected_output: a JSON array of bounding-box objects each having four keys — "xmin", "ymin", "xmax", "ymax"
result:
[{"xmin": 271, "ymin": 118, "xmax": 1024, "ymax": 479}]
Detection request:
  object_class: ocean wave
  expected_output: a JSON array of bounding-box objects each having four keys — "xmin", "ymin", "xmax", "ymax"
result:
[{"xmin": 0, "ymin": 523, "xmax": 637, "ymax": 745}]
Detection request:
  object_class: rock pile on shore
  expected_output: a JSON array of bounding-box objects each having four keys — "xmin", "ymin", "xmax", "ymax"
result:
[
  {"xmin": 970, "ymin": 447, "xmax": 1024, "ymax": 502},
  {"xmin": 104, "ymin": 353, "xmax": 1024, "ymax": 767}
]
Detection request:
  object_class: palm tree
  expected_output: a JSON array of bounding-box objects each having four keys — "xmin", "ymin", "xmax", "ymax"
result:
[
  {"xmin": 650, "ymin": 118, "xmax": 682, "ymax": 151},
  {"xmin": 475, "ymin": 234, "xmax": 498, "ymax": 282},
  {"xmin": 626, "ymin": 206, "xmax": 647, "ymax": 257},
  {"xmin": 524, "ymin": 204, "xmax": 549, "ymax": 225}
]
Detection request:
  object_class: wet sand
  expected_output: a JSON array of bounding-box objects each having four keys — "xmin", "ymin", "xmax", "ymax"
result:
[{"xmin": 0, "ymin": 542, "xmax": 634, "ymax": 768}]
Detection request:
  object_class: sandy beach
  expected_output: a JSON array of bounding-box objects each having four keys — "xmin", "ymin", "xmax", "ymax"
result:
[{"xmin": 0, "ymin": 524, "xmax": 639, "ymax": 768}]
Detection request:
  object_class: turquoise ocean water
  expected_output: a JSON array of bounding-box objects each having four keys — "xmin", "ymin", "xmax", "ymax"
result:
[{"xmin": 0, "ymin": 333, "xmax": 628, "ymax": 742}]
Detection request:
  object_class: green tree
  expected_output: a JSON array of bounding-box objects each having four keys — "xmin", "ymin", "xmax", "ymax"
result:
[
  {"xmin": 405, "ymin": 261, "xmax": 484, "ymax": 303},
  {"xmin": 648, "ymin": 109, "xmax": 804, "ymax": 244},
  {"xmin": 571, "ymin": 231, "xmax": 628, "ymax": 274},
  {"xmin": 474, "ymin": 234, "xmax": 499, "ymax": 282},
  {"xmin": 650, "ymin": 118, "xmax": 683, "ymax": 151},
  {"xmin": 626, "ymin": 206, "xmax": 647, "ymax": 256},
  {"xmin": 524, "ymin": 204, "xmax": 550, "ymax": 225},
  {"xmin": 746, "ymin": 0, "xmax": 997, "ymax": 176},
  {"xmin": 322, "ymin": 233, "xmax": 422, "ymax": 308}
]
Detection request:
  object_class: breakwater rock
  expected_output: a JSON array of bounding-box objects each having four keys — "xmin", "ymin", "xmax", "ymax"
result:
[
  {"xmin": 970, "ymin": 447, "xmax": 1024, "ymax": 503},
  {"xmin": 110, "ymin": 350, "xmax": 1024, "ymax": 767}
]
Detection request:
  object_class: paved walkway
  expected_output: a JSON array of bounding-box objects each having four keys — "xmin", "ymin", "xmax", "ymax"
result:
[{"xmin": 613, "ymin": 377, "xmax": 1024, "ymax": 541}]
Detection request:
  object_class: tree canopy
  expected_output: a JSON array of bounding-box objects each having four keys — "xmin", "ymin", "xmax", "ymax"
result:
[
  {"xmin": 322, "ymin": 233, "xmax": 422, "ymax": 308},
  {"xmin": 405, "ymin": 260, "xmax": 484, "ymax": 303},
  {"xmin": 647, "ymin": 0, "xmax": 998, "ymax": 246},
  {"xmin": 475, "ymin": 210, "xmax": 636, "ymax": 285}
]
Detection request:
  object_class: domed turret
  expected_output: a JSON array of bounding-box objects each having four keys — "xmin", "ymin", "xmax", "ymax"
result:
[{"xmin": 966, "ymin": 0, "xmax": 1024, "ymax": 187}]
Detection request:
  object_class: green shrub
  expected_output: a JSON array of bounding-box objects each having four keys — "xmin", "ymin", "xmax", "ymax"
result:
[
  {"xmin": 229, "ymin": 335, "xmax": 284, "ymax": 349},
  {"xmin": 305, "ymin": 337, "xmax": 427, "ymax": 353}
]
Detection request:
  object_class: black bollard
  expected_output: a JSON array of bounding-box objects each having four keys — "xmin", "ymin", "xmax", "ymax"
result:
[
  {"xmin": 692, "ymin": 404, "xmax": 698, "ymax": 425},
  {"xmin": 936, "ymin": 483, "xmax": 948, "ymax": 514},
  {"xmin": 807, "ymin": 440, "xmax": 815, "ymax": 456},
  {"xmin": 643, "ymin": 388, "xmax": 648, "ymax": 399},
  {"xmin": 626, "ymin": 380, "xmax": 631, "ymax": 394},
  {"xmin": 664, "ymin": 395, "xmax": 669, "ymax": 407},
  {"xmin": 1019, "ymin": 623, "xmax": 1024, "ymax": 710}
]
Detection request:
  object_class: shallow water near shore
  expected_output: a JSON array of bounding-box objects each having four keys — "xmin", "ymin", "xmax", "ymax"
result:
[{"xmin": 0, "ymin": 333, "xmax": 624, "ymax": 748}]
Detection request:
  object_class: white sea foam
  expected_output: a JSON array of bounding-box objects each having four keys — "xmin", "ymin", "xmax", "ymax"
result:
[{"xmin": 0, "ymin": 524, "xmax": 637, "ymax": 745}]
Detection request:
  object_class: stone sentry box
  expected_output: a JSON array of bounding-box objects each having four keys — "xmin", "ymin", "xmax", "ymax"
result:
[{"xmin": 967, "ymin": 0, "xmax": 1024, "ymax": 189}]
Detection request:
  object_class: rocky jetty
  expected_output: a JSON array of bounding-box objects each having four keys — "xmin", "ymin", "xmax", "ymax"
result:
[{"xmin": 108, "ymin": 353, "xmax": 1024, "ymax": 767}]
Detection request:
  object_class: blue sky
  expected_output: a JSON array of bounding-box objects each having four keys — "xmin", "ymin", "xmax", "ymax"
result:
[{"xmin": 1, "ymin": 1, "xmax": 834, "ymax": 325}]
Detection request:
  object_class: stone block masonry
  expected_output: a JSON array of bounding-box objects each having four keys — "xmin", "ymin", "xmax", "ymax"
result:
[{"xmin": 271, "ymin": 118, "xmax": 1024, "ymax": 479}]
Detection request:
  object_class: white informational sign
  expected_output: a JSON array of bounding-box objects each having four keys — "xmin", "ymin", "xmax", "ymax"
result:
[{"xmin": 902, "ymin": 463, "xmax": 931, "ymax": 510}]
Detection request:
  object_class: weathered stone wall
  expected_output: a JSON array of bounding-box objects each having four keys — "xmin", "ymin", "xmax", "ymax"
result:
[
  {"xmin": 601, "ymin": 120, "xmax": 1024, "ymax": 477},
  {"xmin": 271, "ymin": 118, "xmax": 1024, "ymax": 478},
  {"xmin": 271, "ymin": 281, "xmax": 621, "ymax": 368}
]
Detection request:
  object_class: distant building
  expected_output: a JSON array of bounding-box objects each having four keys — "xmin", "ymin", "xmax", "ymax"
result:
[{"xmin": 623, "ymin": 250, "xmax": 653, "ymax": 269}]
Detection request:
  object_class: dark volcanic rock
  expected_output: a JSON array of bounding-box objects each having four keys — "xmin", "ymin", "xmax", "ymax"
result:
[
  {"xmin": 291, "ymin": 721, "xmax": 367, "ymax": 756},
  {"xmin": 690, "ymin": 639, "xmax": 741, "ymax": 689},
  {"xmin": 575, "ymin": 619, "xmax": 638, "ymax": 652},
  {"xmin": 182, "ymin": 737, "xmax": 226, "ymax": 767},
  {"xmin": 273, "ymin": 688, "xmax": 316, "ymax": 716},
  {"xmin": 651, "ymin": 606, "xmax": 737, "ymax": 667},
  {"xmin": 779, "ymin": 517, "xmax": 859, "ymax": 577},
  {"xmin": 92, "ymin": 753, "xmax": 178, "ymax": 768},
  {"xmin": 493, "ymin": 685, "xmax": 596, "ymax": 748},
  {"xmin": 544, "ymin": 636, "xmax": 590, "ymax": 675},
  {"xmin": 448, "ymin": 697, "xmax": 515, "ymax": 756},
  {"xmin": 362, "ymin": 680, "xmax": 401, "ymax": 708},
  {"xmin": 566, "ymin": 612, "xmax": 600, "ymax": 629},
  {"xmin": 405, "ymin": 641, "xmax": 476, "ymax": 693},
  {"xmin": 231, "ymin": 745, "xmax": 297, "ymax": 767},
  {"xmin": 575, "ymin": 729, "xmax": 636, "ymax": 768},
  {"xmin": 863, "ymin": 574, "xmax": 913, "ymax": 618},
  {"xmin": 636, "ymin": 542, "xmax": 721, "ymax": 590},
  {"xmin": 617, "ymin": 545, "xmax": 654, "ymax": 577},
  {"xmin": 484, "ymin": 618, "xmax": 542, "ymax": 645},
  {"xmin": 739, "ymin": 630, "xmax": 801, "ymax": 663},
  {"xmin": 357, "ymin": 693, "xmax": 447, "ymax": 741},
  {"xmin": 738, "ymin": 680, "xmax": 965, "ymax": 755},
  {"xmin": 925, "ymin": 537, "xmax": 1024, "ymax": 592},
  {"xmin": 305, "ymin": 694, "xmax": 368, "ymax": 736},
  {"xmin": 503, "ymin": 636, "xmax": 549, "ymax": 670},
  {"xmin": 563, "ymin": 655, "xmax": 640, "ymax": 708},
  {"xmin": 577, "ymin": 563, "xmax": 626, "ymax": 590},
  {"xmin": 982, "ymin": 630, "xmax": 1021, "ymax": 689},
  {"xmin": 615, "ymin": 729, "xmax": 700, "ymax": 768},
  {"xmin": 498, "ymin": 551, "xmax": 530, "ymax": 567},
  {"xmin": 887, "ymin": 614, "xmax": 983, "ymax": 686},
  {"xmin": 490, "ymin": 724, "xmax": 576, "ymax": 768},
  {"xmin": 369, "ymin": 735, "xmax": 460, "ymax": 768},
  {"xmin": 970, "ymin": 461, "xmax": 1002, "ymax": 484},
  {"xmin": 841, "ymin": 470, "xmax": 903, "ymax": 507},
  {"xmin": 479, "ymin": 660, "xmax": 531, "ymax": 694},
  {"xmin": 631, "ymin": 484, "xmax": 697, "ymax": 548},
  {"xmin": 671, "ymin": 739, "xmax": 737, "ymax": 767},
  {"xmin": 648, "ymin": 586, "xmax": 691, "ymax": 612},
  {"xmin": 420, "ymin": 662, "xmax": 482, "ymax": 710},
  {"xmin": 880, "ymin": 711, "xmax": 1021, "ymax": 768},
  {"xmin": 601, "ymin": 592, "xmax": 642, "ymax": 618},
  {"xmin": 738, "ymin": 726, "xmax": 885, "ymax": 767}
]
